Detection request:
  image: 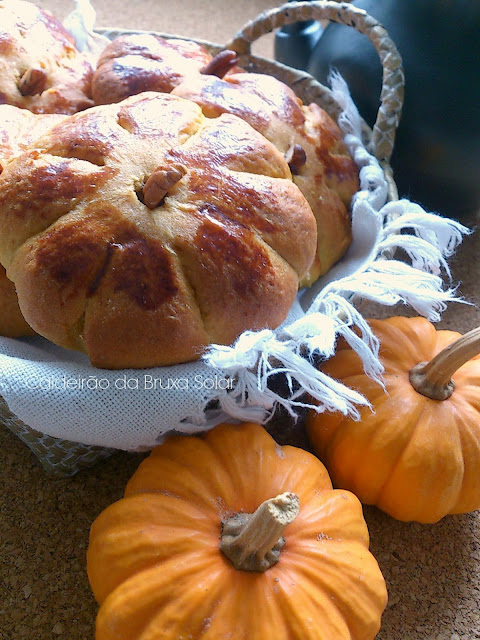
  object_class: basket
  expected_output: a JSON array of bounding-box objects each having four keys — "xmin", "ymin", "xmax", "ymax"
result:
[{"xmin": 0, "ymin": 2, "xmax": 465, "ymax": 475}]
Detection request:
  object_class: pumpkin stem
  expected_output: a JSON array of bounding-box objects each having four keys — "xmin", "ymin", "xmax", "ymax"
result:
[
  {"xmin": 409, "ymin": 326, "xmax": 480, "ymax": 400},
  {"xmin": 219, "ymin": 492, "xmax": 299, "ymax": 572}
]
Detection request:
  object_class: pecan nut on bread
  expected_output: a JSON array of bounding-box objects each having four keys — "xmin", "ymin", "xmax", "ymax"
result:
[
  {"xmin": 172, "ymin": 71, "xmax": 359, "ymax": 285},
  {"xmin": 92, "ymin": 33, "xmax": 220, "ymax": 105},
  {"xmin": 0, "ymin": 92, "xmax": 317, "ymax": 369},
  {"xmin": 0, "ymin": 105, "xmax": 68, "ymax": 337},
  {"xmin": 0, "ymin": 0, "xmax": 94, "ymax": 114}
]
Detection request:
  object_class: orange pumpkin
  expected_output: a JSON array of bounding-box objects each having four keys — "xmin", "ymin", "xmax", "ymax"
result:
[
  {"xmin": 87, "ymin": 422, "xmax": 387, "ymax": 640},
  {"xmin": 307, "ymin": 316, "xmax": 480, "ymax": 524}
]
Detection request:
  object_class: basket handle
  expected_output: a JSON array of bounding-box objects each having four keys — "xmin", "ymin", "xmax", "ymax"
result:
[{"xmin": 225, "ymin": 0, "xmax": 404, "ymax": 165}]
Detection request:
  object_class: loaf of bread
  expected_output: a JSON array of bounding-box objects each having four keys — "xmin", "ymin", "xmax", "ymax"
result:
[
  {"xmin": 0, "ymin": 0, "xmax": 94, "ymax": 114},
  {"xmin": 92, "ymin": 34, "xmax": 217, "ymax": 105},
  {"xmin": 0, "ymin": 105, "xmax": 69, "ymax": 337},
  {"xmin": 173, "ymin": 72, "xmax": 359, "ymax": 284},
  {"xmin": 0, "ymin": 92, "xmax": 317, "ymax": 368}
]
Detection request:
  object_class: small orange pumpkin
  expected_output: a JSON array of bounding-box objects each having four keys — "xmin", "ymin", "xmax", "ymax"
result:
[
  {"xmin": 87, "ymin": 422, "xmax": 387, "ymax": 640},
  {"xmin": 307, "ymin": 316, "xmax": 480, "ymax": 524}
]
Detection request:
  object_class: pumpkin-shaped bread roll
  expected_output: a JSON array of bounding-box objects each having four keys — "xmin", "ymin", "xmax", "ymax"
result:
[
  {"xmin": 173, "ymin": 72, "xmax": 359, "ymax": 284},
  {"xmin": 0, "ymin": 105, "xmax": 68, "ymax": 337},
  {"xmin": 0, "ymin": 92, "xmax": 317, "ymax": 368},
  {"xmin": 0, "ymin": 0, "xmax": 93, "ymax": 114},
  {"xmin": 92, "ymin": 34, "xmax": 216, "ymax": 105}
]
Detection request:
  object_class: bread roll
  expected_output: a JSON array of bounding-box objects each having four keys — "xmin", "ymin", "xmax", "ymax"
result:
[
  {"xmin": 173, "ymin": 72, "xmax": 359, "ymax": 284},
  {"xmin": 92, "ymin": 34, "xmax": 215, "ymax": 105},
  {"xmin": 0, "ymin": 0, "xmax": 93, "ymax": 114},
  {"xmin": 0, "ymin": 93, "xmax": 317, "ymax": 368}
]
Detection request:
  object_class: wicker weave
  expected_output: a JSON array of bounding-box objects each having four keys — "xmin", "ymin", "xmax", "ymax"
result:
[
  {"xmin": 0, "ymin": 1, "xmax": 405, "ymax": 475},
  {"xmin": 226, "ymin": 1, "xmax": 404, "ymax": 199}
]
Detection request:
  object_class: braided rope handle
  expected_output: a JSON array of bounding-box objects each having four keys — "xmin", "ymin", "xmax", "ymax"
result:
[{"xmin": 225, "ymin": 1, "xmax": 404, "ymax": 164}]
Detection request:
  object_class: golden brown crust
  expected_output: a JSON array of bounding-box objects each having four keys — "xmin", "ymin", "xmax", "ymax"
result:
[
  {"xmin": 0, "ymin": 105, "xmax": 70, "ymax": 338},
  {"xmin": 0, "ymin": 0, "xmax": 93, "ymax": 114},
  {"xmin": 0, "ymin": 93, "xmax": 317, "ymax": 368},
  {"xmin": 172, "ymin": 72, "xmax": 359, "ymax": 284},
  {"xmin": 0, "ymin": 105, "xmax": 67, "ymax": 172},
  {"xmin": 92, "ymin": 34, "xmax": 214, "ymax": 105}
]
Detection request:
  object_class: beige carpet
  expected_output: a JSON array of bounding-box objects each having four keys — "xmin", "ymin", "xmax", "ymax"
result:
[{"xmin": 2, "ymin": 1, "xmax": 480, "ymax": 639}]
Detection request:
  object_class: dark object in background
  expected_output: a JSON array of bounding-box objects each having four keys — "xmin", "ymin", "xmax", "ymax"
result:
[
  {"xmin": 295, "ymin": 0, "xmax": 480, "ymax": 219},
  {"xmin": 274, "ymin": 0, "xmax": 323, "ymax": 71}
]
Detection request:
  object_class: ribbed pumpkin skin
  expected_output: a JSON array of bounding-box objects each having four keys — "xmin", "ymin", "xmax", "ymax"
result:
[
  {"xmin": 307, "ymin": 316, "xmax": 480, "ymax": 524},
  {"xmin": 87, "ymin": 422, "xmax": 387, "ymax": 640}
]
